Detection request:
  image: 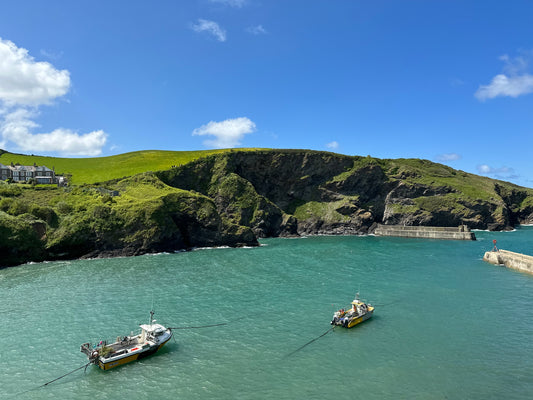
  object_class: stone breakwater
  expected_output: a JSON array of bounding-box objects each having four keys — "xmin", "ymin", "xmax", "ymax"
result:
[
  {"xmin": 374, "ymin": 224, "xmax": 476, "ymax": 240},
  {"xmin": 483, "ymin": 249, "xmax": 533, "ymax": 275}
]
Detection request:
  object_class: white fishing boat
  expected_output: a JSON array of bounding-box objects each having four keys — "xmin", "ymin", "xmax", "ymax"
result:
[
  {"xmin": 80, "ymin": 311, "xmax": 173, "ymax": 370},
  {"xmin": 330, "ymin": 293, "xmax": 374, "ymax": 328}
]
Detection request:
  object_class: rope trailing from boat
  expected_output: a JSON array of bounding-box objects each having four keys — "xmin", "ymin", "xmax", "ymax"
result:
[
  {"xmin": 168, "ymin": 322, "xmax": 228, "ymax": 330},
  {"xmin": 6, "ymin": 361, "xmax": 93, "ymax": 398},
  {"xmin": 40, "ymin": 362, "xmax": 92, "ymax": 387},
  {"xmin": 285, "ymin": 326, "xmax": 335, "ymax": 358}
]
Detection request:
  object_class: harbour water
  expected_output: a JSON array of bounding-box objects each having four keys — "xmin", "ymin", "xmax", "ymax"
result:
[{"xmin": 1, "ymin": 227, "xmax": 533, "ymax": 399}]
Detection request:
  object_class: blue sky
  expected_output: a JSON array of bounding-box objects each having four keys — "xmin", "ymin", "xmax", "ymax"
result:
[{"xmin": 1, "ymin": 0, "xmax": 533, "ymax": 187}]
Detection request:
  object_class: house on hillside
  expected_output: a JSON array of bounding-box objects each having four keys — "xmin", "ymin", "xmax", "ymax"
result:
[
  {"xmin": 0, "ymin": 162, "xmax": 57, "ymax": 184},
  {"xmin": 0, "ymin": 163, "xmax": 10, "ymax": 181}
]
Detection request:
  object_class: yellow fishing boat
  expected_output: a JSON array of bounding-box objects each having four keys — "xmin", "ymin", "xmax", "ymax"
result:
[
  {"xmin": 331, "ymin": 293, "xmax": 374, "ymax": 328},
  {"xmin": 81, "ymin": 310, "xmax": 173, "ymax": 370}
]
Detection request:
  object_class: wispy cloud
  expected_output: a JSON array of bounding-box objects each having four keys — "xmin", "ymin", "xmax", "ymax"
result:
[
  {"xmin": 191, "ymin": 19, "xmax": 227, "ymax": 42},
  {"xmin": 475, "ymin": 74, "xmax": 533, "ymax": 100},
  {"xmin": 435, "ymin": 153, "xmax": 461, "ymax": 162},
  {"xmin": 209, "ymin": 0, "xmax": 247, "ymax": 8},
  {"xmin": 192, "ymin": 117, "xmax": 256, "ymax": 148},
  {"xmin": 40, "ymin": 48, "xmax": 64, "ymax": 60},
  {"xmin": 326, "ymin": 141, "xmax": 339, "ymax": 150},
  {"xmin": 477, "ymin": 164, "xmax": 518, "ymax": 179},
  {"xmin": 0, "ymin": 37, "xmax": 107, "ymax": 156},
  {"xmin": 246, "ymin": 25, "xmax": 267, "ymax": 35},
  {"xmin": 475, "ymin": 51, "xmax": 533, "ymax": 100}
]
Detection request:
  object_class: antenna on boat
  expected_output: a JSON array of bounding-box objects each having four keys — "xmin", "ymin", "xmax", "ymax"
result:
[{"xmin": 149, "ymin": 291, "xmax": 155, "ymax": 325}]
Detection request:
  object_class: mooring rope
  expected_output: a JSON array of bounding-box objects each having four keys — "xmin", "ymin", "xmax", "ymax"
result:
[
  {"xmin": 6, "ymin": 361, "xmax": 93, "ymax": 398},
  {"xmin": 40, "ymin": 362, "xmax": 92, "ymax": 387},
  {"xmin": 285, "ymin": 326, "xmax": 335, "ymax": 358}
]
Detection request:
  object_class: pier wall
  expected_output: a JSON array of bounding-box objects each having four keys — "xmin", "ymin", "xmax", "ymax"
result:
[
  {"xmin": 374, "ymin": 224, "xmax": 476, "ymax": 241},
  {"xmin": 483, "ymin": 249, "xmax": 533, "ymax": 275}
]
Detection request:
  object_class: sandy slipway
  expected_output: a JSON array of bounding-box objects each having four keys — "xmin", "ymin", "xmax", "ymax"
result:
[{"xmin": 1, "ymin": 150, "xmax": 533, "ymax": 267}]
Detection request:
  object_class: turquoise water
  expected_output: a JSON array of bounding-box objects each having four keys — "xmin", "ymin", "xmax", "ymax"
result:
[{"xmin": 2, "ymin": 228, "xmax": 533, "ymax": 399}]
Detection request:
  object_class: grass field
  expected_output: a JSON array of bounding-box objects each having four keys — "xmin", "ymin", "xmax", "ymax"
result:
[{"xmin": 0, "ymin": 148, "xmax": 264, "ymax": 185}]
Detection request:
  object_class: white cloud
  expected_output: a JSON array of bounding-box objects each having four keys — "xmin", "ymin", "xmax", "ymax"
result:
[
  {"xmin": 0, "ymin": 38, "xmax": 70, "ymax": 106},
  {"xmin": 191, "ymin": 19, "xmax": 227, "ymax": 42},
  {"xmin": 477, "ymin": 164, "xmax": 518, "ymax": 179},
  {"xmin": 192, "ymin": 117, "xmax": 256, "ymax": 148},
  {"xmin": 210, "ymin": 0, "xmax": 247, "ymax": 7},
  {"xmin": 246, "ymin": 25, "xmax": 267, "ymax": 35},
  {"xmin": 326, "ymin": 141, "xmax": 339, "ymax": 150},
  {"xmin": 475, "ymin": 74, "xmax": 533, "ymax": 100},
  {"xmin": 435, "ymin": 153, "xmax": 461, "ymax": 162},
  {"xmin": 0, "ymin": 38, "xmax": 107, "ymax": 156},
  {"xmin": 1, "ymin": 108, "xmax": 107, "ymax": 156},
  {"xmin": 475, "ymin": 52, "xmax": 533, "ymax": 100}
]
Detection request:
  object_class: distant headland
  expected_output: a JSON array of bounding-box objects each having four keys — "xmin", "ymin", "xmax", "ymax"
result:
[{"xmin": 1, "ymin": 148, "xmax": 533, "ymax": 267}]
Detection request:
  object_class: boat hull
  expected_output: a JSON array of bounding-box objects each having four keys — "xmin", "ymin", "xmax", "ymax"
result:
[
  {"xmin": 346, "ymin": 310, "xmax": 373, "ymax": 328},
  {"xmin": 98, "ymin": 335, "xmax": 172, "ymax": 370},
  {"xmin": 331, "ymin": 309, "xmax": 373, "ymax": 328}
]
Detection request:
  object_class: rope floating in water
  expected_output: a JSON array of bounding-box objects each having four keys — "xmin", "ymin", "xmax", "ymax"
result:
[
  {"xmin": 285, "ymin": 326, "xmax": 335, "ymax": 358},
  {"xmin": 40, "ymin": 362, "xmax": 92, "ymax": 387}
]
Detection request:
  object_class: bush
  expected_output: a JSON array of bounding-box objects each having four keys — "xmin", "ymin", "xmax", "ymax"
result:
[
  {"xmin": 56, "ymin": 201, "xmax": 73, "ymax": 215},
  {"xmin": 30, "ymin": 204, "xmax": 59, "ymax": 226},
  {"xmin": 0, "ymin": 185, "xmax": 22, "ymax": 197},
  {"xmin": 7, "ymin": 199, "xmax": 30, "ymax": 216},
  {"xmin": 0, "ymin": 197, "xmax": 14, "ymax": 212}
]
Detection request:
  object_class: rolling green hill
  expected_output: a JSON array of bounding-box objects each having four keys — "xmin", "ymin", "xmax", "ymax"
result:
[{"xmin": 0, "ymin": 148, "xmax": 264, "ymax": 185}]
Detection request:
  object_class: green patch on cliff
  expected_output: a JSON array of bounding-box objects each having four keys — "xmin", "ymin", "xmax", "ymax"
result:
[
  {"xmin": 293, "ymin": 200, "xmax": 352, "ymax": 222},
  {"xmin": 328, "ymin": 155, "xmax": 385, "ymax": 183},
  {"xmin": 414, "ymin": 194, "xmax": 467, "ymax": 213},
  {"xmin": 386, "ymin": 158, "xmax": 497, "ymax": 202}
]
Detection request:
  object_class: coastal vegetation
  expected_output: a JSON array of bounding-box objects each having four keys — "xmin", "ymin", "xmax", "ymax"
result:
[{"xmin": 1, "ymin": 148, "xmax": 533, "ymax": 267}]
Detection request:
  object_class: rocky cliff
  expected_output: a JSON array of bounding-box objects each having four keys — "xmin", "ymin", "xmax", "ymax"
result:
[
  {"xmin": 2, "ymin": 150, "xmax": 533, "ymax": 267},
  {"xmin": 157, "ymin": 150, "xmax": 533, "ymax": 236}
]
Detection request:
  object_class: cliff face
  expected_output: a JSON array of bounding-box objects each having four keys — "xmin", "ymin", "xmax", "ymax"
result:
[
  {"xmin": 2, "ymin": 150, "xmax": 533, "ymax": 267},
  {"xmin": 157, "ymin": 150, "xmax": 533, "ymax": 236}
]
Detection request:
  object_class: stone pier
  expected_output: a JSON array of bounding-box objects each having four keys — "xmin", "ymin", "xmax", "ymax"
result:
[
  {"xmin": 374, "ymin": 224, "xmax": 476, "ymax": 240},
  {"xmin": 483, "ymin": 249, "xmax": 533, "ymax": 275}
]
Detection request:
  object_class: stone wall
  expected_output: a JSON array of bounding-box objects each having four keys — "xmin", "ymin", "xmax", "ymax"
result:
[
  {"xmin": 374, "ymin": 224, "xmax": 476, "ymax": 240},
  {"xmin": 483, "ymin": 249, "xmax": 533, "ymax": 275}
]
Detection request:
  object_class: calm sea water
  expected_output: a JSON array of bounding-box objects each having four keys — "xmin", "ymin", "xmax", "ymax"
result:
[{"xmin": 2, "ymin": 227, "xmax": 533, "ymax": 399}]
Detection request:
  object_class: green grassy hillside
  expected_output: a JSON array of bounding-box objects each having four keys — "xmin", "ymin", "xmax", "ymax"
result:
[{"xmin": 0, "ymin": 149, "xmax": 264, "ymax": 185}]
